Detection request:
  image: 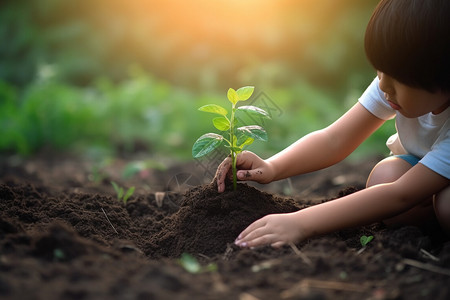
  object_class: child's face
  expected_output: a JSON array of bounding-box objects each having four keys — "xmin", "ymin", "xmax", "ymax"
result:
[{"xmin": 377, "ymin": 71, "xmax": 450, "ymax": 118}]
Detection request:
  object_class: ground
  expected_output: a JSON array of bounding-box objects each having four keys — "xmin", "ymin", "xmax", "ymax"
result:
[{"xmin": 0, "ymin": 152, "xmax": 449, "ymax": 300}]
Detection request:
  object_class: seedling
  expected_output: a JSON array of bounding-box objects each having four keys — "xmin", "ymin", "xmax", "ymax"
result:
[
  {"xmin": 356, "ymin": 235, "xmax": 374, "ymax": 255},
  {"xmin": 53, "ymin": 248, "xmax": 66, "ymax": 261},
  {"xmin": 360, "ymin": 235, "xmax": 374, "ymax": 247},
  {"xmin": 192, "ymin": 86, "xmax": 270, "ymax": 190},
  {"xmin": 178, "ymin": 253, "xmax": 217, "ymax": 274},
  {"xmin": 110, "ymin": 181, "xmax": 135, "ymax": 204}
]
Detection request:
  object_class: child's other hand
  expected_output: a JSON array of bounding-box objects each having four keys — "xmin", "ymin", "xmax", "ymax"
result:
[
  {"xmin": 214, "ymin": 151, "xmax": 274, "ymax": 193},
  {"xmin": 234, "ymin": 212, "xmax": 303, "ymax": 248}
]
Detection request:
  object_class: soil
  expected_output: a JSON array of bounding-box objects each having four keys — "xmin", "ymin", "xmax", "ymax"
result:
[{"xmin": 0, "ymin": 152, "xmax": 449, "ymax": 300}]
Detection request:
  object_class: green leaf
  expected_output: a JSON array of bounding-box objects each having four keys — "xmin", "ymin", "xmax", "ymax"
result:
[
  {"xmin": 192, "ymin": 133, "xmax": 224, "ymax": 158},
  {"xmin": 360, "ymin": 235, "xmax": 374, "ymax": 247},
  {"xmin": 111, "ymin": 181, "xmax": 120, "ymax": 195},
  {"xmin": 179, "ymin": 253, "xmax": 201, "ymax": 273},
  {"xmin": 111, "ymin": 181, "xmax": 124, "ymax": 201},
  {"xmin": 213, "ymin": 117, "xmax": 230, "ymax": 131},
  {"xmin": 123, "ymin": 186, "xmax": 135, "ymax": 204},
  {"xmin": 227, "ymin": 88, "xmax": 239, "ymax": 105},
  {"xmin": 237, "ymin": 125, "xmax": 268, "ymax": 141},
  {"xmin": 237, "ymin": 105, "xmax": 271, "ymax": 119},
  {"xmin": 238, "ymin": 136, "xmax": 254, "ymax": 148},
  {"xmin": 231, "ymin": 135, "xmax": 237, "ymax": 147},
  {"xmin": 198, "ymin": 104, "xmax": 228, "ymax": 116},
  {"xmin": 236, "ymin": 86, "xmax": 254, "ymax": 101}
]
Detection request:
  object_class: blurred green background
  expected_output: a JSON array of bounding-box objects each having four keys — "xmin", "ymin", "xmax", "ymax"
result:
[{"xmin": 0, "ymin": 0, "xmax": 394, "ymax": 162}]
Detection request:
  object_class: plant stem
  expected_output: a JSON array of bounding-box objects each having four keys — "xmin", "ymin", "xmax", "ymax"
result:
[
  {"xmin": 230, "ymin": 105, "xmax": 237, "ymax": 190},
  {"xmin": 231, "ymin": 151, "xmax": 237, "ymax": 190}
]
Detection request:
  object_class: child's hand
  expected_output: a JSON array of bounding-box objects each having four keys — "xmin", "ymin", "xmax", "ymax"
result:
[
  {"xmin": 214, "ymin": 151, "xmax": 274, "ymax": 193},
  {"xmin": 234, "ymin": 212, "xmax": 304, "ymax": 248}
]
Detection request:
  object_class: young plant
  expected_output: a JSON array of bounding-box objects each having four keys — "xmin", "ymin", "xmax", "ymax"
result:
[
  {"xmin": 357, "ymin": 235, "xmax": 374, "ymax": 255},
  {"xmin": 110, "ymin": 181, "xmax": 135, "ymax": 204},
  {"xmin": 178, "ymin": 253, "xmax": 217, "ymax": 274},
  {"xmin": 360, "ymin": 235, "xmax": 374, "ymax": 247},
  {"xmin": 192, "ymin": 86, "xmax": 270, "ymax": 190}
]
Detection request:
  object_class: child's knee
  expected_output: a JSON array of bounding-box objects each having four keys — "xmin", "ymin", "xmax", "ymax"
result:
[
  {"xmin": 366, "ymin": 156, "xmax": 412, "ymax": 188},
  {"xmin": 434, "ymin": 186, "xmax": 450, "ymax": 235}
]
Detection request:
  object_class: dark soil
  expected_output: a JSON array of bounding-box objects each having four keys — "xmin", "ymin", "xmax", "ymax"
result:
[{"xmin": 0, "ymin": 153, "xmax": 449, "ymax": 300}]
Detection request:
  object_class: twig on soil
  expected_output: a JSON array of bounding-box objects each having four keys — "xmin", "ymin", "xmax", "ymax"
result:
[
  {"xmin": 401, "ymin": 258, "xmax": 450, "ymax": 276},
  {"xmin": 288, "ymin": 242, "xmax": 312, "ymax": 266},
  {"xmin": 419, "ymin": 248, "xmax": 440, "ymax": 262},
  {"xmin": 222, "ymin": 244, "xmax": 234, "ymax": 261},
  {"xmin": 197, "ymin": 253, "xmax": 211, "ymax": 260},
  {"xmin": 101, "ymin": 207, "xmax": 118, "ymax": 234},
  {"xmin": 356, "ymin": 247, "xmax": 367, "ymax": 255}
]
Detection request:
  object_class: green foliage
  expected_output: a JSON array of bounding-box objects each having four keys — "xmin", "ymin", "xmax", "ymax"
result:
[
  {"xmin": 110, "ymin": 181, "xmax": 135, "ymax": 204},
  {"xmin": 0, "ymin": 73, "xmax": 393, "ymax": 161},
  {"xmin": 192, "ymin": 86, "xmax": 270, "ymax": 190},
  {"xmin": 0, "ymin": 80, "xmax": 102, "ymax": 155},
  {"xmin": 178, "ymin": 253, "xmax": 217, "ymax": 274},
  {"xmin": 360, "ymin": 235, "xmax": 374, "ymax": 247},
  {"xmin": 0, "ymin": 72, "xmax": 213, "ymax": 157},
  {"xmin": 0, "ymin": 0, "xmax": 378, "ymax": 92}
]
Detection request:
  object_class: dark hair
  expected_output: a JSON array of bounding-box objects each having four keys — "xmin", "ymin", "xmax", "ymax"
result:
[{"xmin": 365, "ymin": 0, "xmax": 450, "ymax": 92}]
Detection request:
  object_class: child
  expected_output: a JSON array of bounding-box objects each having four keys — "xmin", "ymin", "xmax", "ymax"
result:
[{"xmin": 215, "ymin": 0, "xmax": 449, "ymax": 248}]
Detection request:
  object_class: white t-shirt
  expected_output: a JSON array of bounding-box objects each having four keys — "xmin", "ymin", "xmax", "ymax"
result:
[{"xmin": 359, "ymin": 77, "xmax": 450, "ymax": 179}]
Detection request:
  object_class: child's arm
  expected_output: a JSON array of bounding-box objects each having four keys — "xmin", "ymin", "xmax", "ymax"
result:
[
  {"xmin": 235, "ymin": 164, "xmax": 449, "ymax": 248},
  {"xmin": 216, "ymin": 102, "xmax": 384, "ymax": 192},
  {"xmin": 266, "ymin": 102, "xmax": 384, "ymax": 180}
]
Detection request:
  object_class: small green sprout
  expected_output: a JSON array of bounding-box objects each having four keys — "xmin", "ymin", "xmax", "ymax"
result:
[
  {"xmin": 53, "ymin": 248, "xmax": 65, "ymax": 261},
  {"xmin": 192, "ymin": 86, "xmax": 270, "ymax": 190},
  {"xmin": 110, "ymin": 181, "xmax": 135, "ymax": 204},
  {"xmin": 360, "ymin": 235, "xmax": 374, "ymax": 247},
  {"xmin": 178, "ymin": 253, "xmax": 217, "ymax": 274}
]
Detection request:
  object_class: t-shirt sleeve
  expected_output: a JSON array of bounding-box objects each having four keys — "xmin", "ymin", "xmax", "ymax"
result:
[
  {"xmin": 358, "ymin": 77, "xmax": 396, "ymax": 120},
  {"xmin": 420, "ymin": 124, "xmax": 450, "ymax": 179}
]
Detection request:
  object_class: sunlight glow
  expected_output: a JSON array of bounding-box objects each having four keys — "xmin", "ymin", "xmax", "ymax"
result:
[{"xmin": 58, "ymin": 0, "xmax": 376, "ymax": 89}]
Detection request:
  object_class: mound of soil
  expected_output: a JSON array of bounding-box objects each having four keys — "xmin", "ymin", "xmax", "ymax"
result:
[
  {"xmin": 146, "ymin": 182, "xmax": 303, "ymax": 258},
  {"xmin": 0, "ymin": 154, "xmax": 449, "ymax": 299}
]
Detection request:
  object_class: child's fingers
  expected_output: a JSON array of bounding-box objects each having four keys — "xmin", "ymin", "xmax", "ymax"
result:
[
  {"xmin": 236, "ymin": 151, "xmax": 260, "ymax": 169},
  {"xmin": 236, "ymin": 151, "xmax": 271, "ymax": 183},
  {"xmin": 214, "ymin": 157, "xmax": 232, "ymax": 193},
  {"xmin": 215, "ymin": 151, "xmax": 266, "ymax": 191},
  {"xmin": 235, "ymin": 217, "xmax": 267, "ymax": 242},
  {"xmin": 236, "ymin": 226, "xmax": 281, "ymax": 248},
  {"xmin": 237, "ymin": 169, "xmax": 264, "ymax": 182},
  {"xmin": 236, "ymin": 229, "xmax": 286, "ymax": 248},
  {"xmin": 238, "ymin": 234, "xmax": 278, "ymax": 248}
]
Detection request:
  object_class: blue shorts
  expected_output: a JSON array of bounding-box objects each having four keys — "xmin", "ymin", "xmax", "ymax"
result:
[{"xmin": 395, "ymin": 154, "xmax": 420, "ymax": 166}]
